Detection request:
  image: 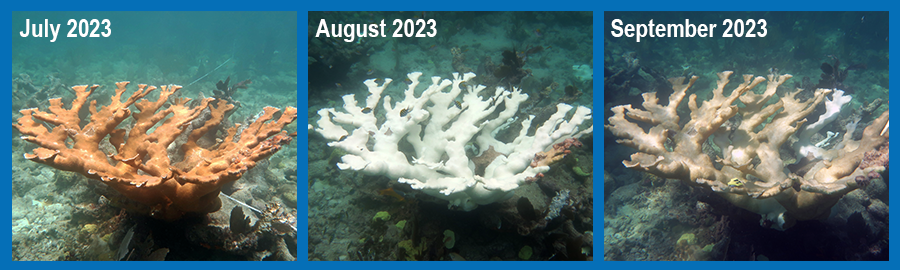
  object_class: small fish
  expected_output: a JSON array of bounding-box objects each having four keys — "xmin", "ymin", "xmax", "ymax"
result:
[
  {"xmin": 338, "ymin": 134, "xmax": 348, "ymax": 141},
  {"xmin": 378, "ymin": 187, "xmax": 406, "ymax": 201},
  {"xmin": 727, "ymin": 178, "xmax": 745, "ymax": 188},
  {"xmin": 455, "ymin": 100, "xmax": 462, "ymax": 107},
  {"xmin": 374, "ymin": 78, "xmax": 384, "ymax": 84},
  {"xmin": 458, "ymin": 81, "xmax": 468, "ymax": 89},
  {"xmin": 861, "ymin": 16, "xmax": 865, "ymax": 23},
  {"xmin": 405, "ymin": 78, "xmax": 413, "ymax": 84},
  {"xmin": 335, "ymin": 83, "xmax": 342, "ymax": 88},
  {"xmin": 400, "ymin": 108, "xmax": 409, "ymax": 117},
  {"xmin": 428, "ymin": 44, "xmax": 437, "ymax": 51},
  {"xmin": 533, "ymin": 28, "xmax": 542, "ymax": 37},
  {"xmin": 362, "ymin": 107, "xmax": 372, "ymax": 113},
  {"xmin": 366, "ymin": 69, "xmax": 375, "ymax": 75}
]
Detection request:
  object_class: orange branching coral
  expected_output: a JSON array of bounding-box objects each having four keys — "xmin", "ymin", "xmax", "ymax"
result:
[{"xmin": 14, "ymin": 82, "xmax": 297, "ymax": 220}]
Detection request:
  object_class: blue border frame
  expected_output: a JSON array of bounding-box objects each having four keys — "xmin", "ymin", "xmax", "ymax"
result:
[{"xmin": 1, "ymin": 0, "xmax": 896, "ymax": 267}]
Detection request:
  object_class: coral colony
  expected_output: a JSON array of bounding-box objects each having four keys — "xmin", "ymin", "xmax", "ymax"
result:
[
  {"xmin": 606, "ymin": 72, "xmax": 888, "ymax": 229},
  {"xmin": 312, "ymin": 72, "xmax": 592, "ymax": 210},
  {"xmin": 14, "ymin": 82, "xmax": 297, "ymax": 220}
]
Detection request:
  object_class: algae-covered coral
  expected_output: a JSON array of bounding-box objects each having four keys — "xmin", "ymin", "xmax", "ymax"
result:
[{"xmin": 604, "ymin": 11, "xmax": 888, "ymax": 261}]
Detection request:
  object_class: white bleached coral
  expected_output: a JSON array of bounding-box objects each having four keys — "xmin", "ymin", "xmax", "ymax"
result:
[{"xmin": 314, "ymin": 72, "xmax": 592, "ymax": 210}]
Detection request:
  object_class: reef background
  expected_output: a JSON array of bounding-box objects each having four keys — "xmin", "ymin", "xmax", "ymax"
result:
[
  {"xmin": 603, "ymin": 11, "xmax": 888, "ymax": 260},
  {"xmin": 11, "ymin": 11, "xmax": 298, "ymax": 260},
  {"xmin": 307, "ymin": 11, "xmax": 594, "ymax": 260}
]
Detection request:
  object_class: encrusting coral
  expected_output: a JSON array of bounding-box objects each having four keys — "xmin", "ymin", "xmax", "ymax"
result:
[
  {"xmin": 606, "ymin": 71, "xmax": 888, "ymax": 229},
  {"xmin": 14, "ymin": 82, "xmax": 297, "ymax": 220}
]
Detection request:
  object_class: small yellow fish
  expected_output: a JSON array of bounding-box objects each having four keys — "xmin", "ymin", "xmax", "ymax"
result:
[
  {"xmin": 727, "ymin": 178, "xmax": 744, "ymax": 188},
  {"xmin": 362, "ymin": 107, "xmax": 372, "ymax": 113}
]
